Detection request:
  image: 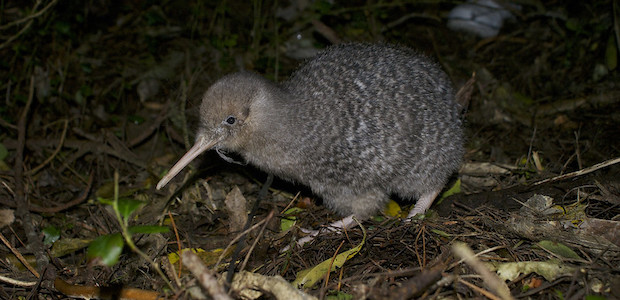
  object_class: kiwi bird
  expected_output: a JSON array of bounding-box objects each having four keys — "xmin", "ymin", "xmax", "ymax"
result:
[{"xmin": 157, "ymin": 43, "xmax": 464, "ymax": 222}]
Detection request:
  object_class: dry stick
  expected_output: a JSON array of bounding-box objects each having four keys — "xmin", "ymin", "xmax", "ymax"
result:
[
  {"xmin": 13, "ymin": 76, "xmax": 47, "ymax": 277},
  {"xmin": 382, "ymin": 12, "xmax": 440, "ymax": 33},
  {"xmin": 413, "ymin": 225, "xmax": 425, "ymax": 267},
  {"xmin": 0, "ymin": 0, "xmax": 59, "ymax": 49},
  {"xmin": 27, "ymin": 119, "xmax": 68, "ymax": 175},
  {"xmin": 0, "ymin": 115, "xmax": 18, "ymax": 129},
  {"xmin": 525, "ymin": 126, "xmax": 537, "ymax": 169},
  {"xmin": 574, "ymin": 130, "xmax": 583, "ymax": 170},
  {"xmin": 0, "ymin": 171, "xmax": 93, "ymax": 213},
  {"xmin": 0, "ymin": 19, "xmax": 33, "ymax": 50},
  {"xmin": 182, "ymin": 251, "xmax": 232, "ymax": 300},
  {"xmin": 452, "ymin": 242, "xmax": 513, "ymax": 300},
  {"xmin": 0, "ymin": 274, "xmax": 37, "ymax": 287},
  {"xmin": 279, "ymin": 191, "xmax": 301, "ymax": 215},
  {"xmin": 533, "ymin": 156, "xmax": 620, "ymax": 186},
  {"xmin": 337, "ymin": 266, "xmax": 423, "ymax": 283},
  {"xmin": 213, "ymin": 215, "xmax": 271, "ymax": 271},
  {"xmin": 458, "ymin": 278, "xmax": 503, "ymax": 300},
  {"xmin": 225, "ymin": 174, "xmax": 274, "ymax": 288},
  {"xmin": 161, "ymin": 256, "xmax": 181, "ymax": 292},
  {"xmin": 536, "ymin": 91, "xmax": 620, "ymax": 116},
  {"xmin": 167, "ymin": 211, "xmax": 184, "ymax": 279},
  {"xmin": 0, "ymin": 0, "xmax": 57, "ymax": 29},
  {"xmin": 392, "ymin": 264, "xmax": 444, "ymax": 300},
  {"xmin": 31, "ymin": 171, "xmax": 94, "ymax": 213},
  {"xmin": 324, "ymin": 240, "xmax": 346, "ymax": 290},
  {"xmin": 3, "ymin": 138, "xmax": 147, "ymax": 169},
  {"xmin": 239, "ymin": 210, "xmax": 275, "ymax": 274},
  {"xmin": 127, "ymin": 109, "xmax": 169, "ymax": 148},
  {"xmin": 0, "ymin": 232, "xmax": 39, "ymax": 278},
  {"xmin": 448, "ymin": 245, "xmax": 507, "ymax": 270},
  {"xmin": 311, "ymin": 19, "xmax": 341, "ymax": 44},
  {"xmin": 105, "ymin": 130, "xmax": 143, "ymax": 164}
]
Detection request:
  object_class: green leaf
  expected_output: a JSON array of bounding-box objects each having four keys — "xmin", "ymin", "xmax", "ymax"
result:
[
  {"xmin": 280, "ymin": 207, "xmax": 304, "ymax": 232},
  {"xmin": 431, "ymin": 229, "xmax": 451, "ymax": 238},
  {"xmin": 436, "ymin": 179, "xmax": 461, "ymax": 205},
  {"xmin": 536, "ymin": 240, "xmax": 582, "ymax": 260},
  {"xmin": 128, "ymin": 225, "xmax": 170, "ymax": 234},
  {"xmin": 117, "ymin": 198, "xmax": 145, "ymax": 219},
  {"xmin": 97, "ymin": 197, "xmax": 114, "ymax": 205},
  {"xmin": 326, "ymin": 291, "xmax": 353, "ymax": 300},
  {"xmin": 294, "ymin": 221, "xmax": 366, "ymax": 288},
  {"xmin": 42, "ymin": 226, "xmax": 61, "ymax": 245},
  {"xmin": 87, "ymin": 233, "xmax": 124, "ymax": 266},
  {"xmin": 585, "ymin": 295, "xmax": 607, "ymax": 300},
  {"xmin": 51, "ymin": 238, "xmax": 92, "ymax": 257}
]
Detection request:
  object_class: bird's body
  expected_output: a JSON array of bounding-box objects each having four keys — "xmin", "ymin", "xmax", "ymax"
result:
[{"xmin": 158, "ymin": 43, "xmax": 464, "ymax": 219}]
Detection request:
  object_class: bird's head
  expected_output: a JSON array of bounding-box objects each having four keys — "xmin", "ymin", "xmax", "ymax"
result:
[{"xmin": 157, "ymin": 72, "xmax": 272, "ymax": 190}]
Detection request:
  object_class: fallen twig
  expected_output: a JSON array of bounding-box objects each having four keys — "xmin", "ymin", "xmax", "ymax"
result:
[
  {"xmin": 4, "ymin": 138, "xmax": 147, "ymax": 169},
  {"xmin": 0, "ymin": 0, "xmax": 59, "ymax": 49},
  {"xmin": 128, "ymin": 108, "xmax": 170, "ymax": 147},
  {"xmin": 0, "ymin": 171, "xmax": 94, "ymax": 213},
  {"xmin": 13, "ymin": 75, "xmax": 47, "ymax": 276},
  {"xmin": 534, "ymin": 156, "xmax": 620, "ymax": 186},
  {"xmin": 0, "ymin": 274, "xmax": 37, "ymax": 287},
  {"xmin": 0, "ymin": 232, "xmax": 39, "ymax": 278},
  {"xmin": 452, "ymin": 242, "xmax": 513, "ymax": 300},
  {"xmin": 26, "ymin": 119, "xmax": 69, "ymax": 176},
  {"xmin": 182, "ymin": 251, "xmax": 232, "ymax": 300}
]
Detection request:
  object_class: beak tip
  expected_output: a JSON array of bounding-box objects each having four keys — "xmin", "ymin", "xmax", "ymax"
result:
[
  {"xmin": 155, "ymin": 138, "xmax": 217, "ymax": 192},
  {"xmin": 156, "ymin": 180, "xmax": 167, "ymax": 190}
]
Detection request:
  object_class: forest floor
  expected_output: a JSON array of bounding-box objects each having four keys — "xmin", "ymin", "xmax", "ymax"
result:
[{"xmin": 0, "ymin": 1, "xmax": 619, "ymax": 299}]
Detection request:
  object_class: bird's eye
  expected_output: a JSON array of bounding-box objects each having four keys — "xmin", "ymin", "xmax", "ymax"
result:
[{"xmin": 224, "ymin": 115, "xmax": 236, "ymax": 125}]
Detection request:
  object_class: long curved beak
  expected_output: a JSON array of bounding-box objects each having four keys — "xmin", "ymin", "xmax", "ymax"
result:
[{"xmin": 156, "ymin": 136, "xmax": 220, "ymax": 190}]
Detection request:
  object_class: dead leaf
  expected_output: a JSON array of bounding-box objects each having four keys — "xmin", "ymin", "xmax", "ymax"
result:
[{"xmin": 225, "ymin": 186, "xmax": 247, "ymax": 233}]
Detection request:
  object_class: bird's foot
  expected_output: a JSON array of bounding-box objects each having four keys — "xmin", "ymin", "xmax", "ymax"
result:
[{"xmin": 281, "ymin": 215, "xmax": 357, "ymax": 252}]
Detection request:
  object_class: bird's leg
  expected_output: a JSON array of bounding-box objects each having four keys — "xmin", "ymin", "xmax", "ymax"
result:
[
  {"xmin": 406, "ymin": 189, "xmax": 441, "ymax": 219},
  {"xmin": 285, "ymin": 189, "xmax": 385, "ymax": 250}
]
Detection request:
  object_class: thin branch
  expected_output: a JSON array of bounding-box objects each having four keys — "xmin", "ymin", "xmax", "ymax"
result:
[
  {"xmin": 0, "ymin": 0, "xmax": 60, "ymax": 49},
  {"xmin": 13, "ymin": 75, "xmax": 47, "ymax": 275},
  {"xmin": 0, "ymin": 233, "xmax": 39, "ymax": 278},
  {"xmin": 533, "ymin": 156, "xmax": 620, "ymax": 186},
  {"xmin": 0, "ymin": 18, "xmax": 34, "ymax": 50},
  {"xmin": 0, "ymin": 0, "xmax": 58, "ymax": 30},
  {"xmin": 26, "ymin": 119, "xmax": 68, "ymax": 175}
]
